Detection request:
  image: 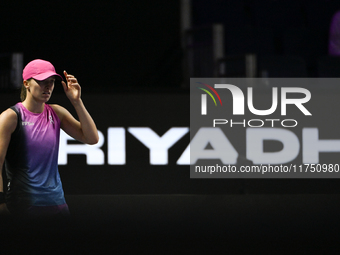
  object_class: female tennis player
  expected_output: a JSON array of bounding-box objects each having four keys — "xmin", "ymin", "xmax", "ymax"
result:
[{"xmin": 0, "ymin": 59, "xmax": 98, "ymax": 218}]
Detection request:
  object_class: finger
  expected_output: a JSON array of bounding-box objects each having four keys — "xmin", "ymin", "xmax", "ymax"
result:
[
  {"xmin": 67, "ymin": 77, "xmax": 78, "ymax": 83},
  {"xmin": 66, "ymin": 75, "xmax": 77, "ymax": 83},
  {"xmin": 69, "ymin": 84, "xmax": 81, "ymax": 90},
  {"xmin": 64, "ymin": 70, "xmax": 71, "ymax": 83},
  {"xmin": 65, "ymin": 73, "xmax": 76, "ymax": 81}
]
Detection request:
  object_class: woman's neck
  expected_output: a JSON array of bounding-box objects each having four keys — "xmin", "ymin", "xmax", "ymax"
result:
[{"xmin": 22, "ymin": 99, "xmax": 45, "ymax": 113}]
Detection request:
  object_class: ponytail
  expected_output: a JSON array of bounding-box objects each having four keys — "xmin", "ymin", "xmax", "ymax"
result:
[
  {"xmin": 20, "ymin": 83, "xmax": 26, "ymax": 102},
  {"xmin": 20, "ymin": 78, "xmax": 32, "ymax": 102}
]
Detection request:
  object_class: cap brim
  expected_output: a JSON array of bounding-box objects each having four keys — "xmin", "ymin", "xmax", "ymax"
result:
[{"xmin": 32, "ymin": 71, "xmax": 63, "ymax": 81}]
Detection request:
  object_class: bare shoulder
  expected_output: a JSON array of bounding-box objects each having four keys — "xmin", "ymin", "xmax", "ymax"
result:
[
  {"xmin": 49, "ymin": 104, "xmax": 69, "ymax": 121},
  {"xmin": 0, "ymin": 108, "xmax": 17, "ymax": 133},
  {"xmin": 49, "ymin": 104, "xmax": 65, "ymax": 112}
]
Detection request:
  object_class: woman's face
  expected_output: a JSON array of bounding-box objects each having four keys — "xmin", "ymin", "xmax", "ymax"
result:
[{"xmin": 26, "ymin": 77, "xmax": 55, "ymax": 102}]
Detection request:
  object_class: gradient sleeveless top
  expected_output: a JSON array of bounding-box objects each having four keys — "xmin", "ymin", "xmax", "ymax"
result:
[{"xmin": 5, "ymin": 103, "xmax": 65, "ymax": 208}]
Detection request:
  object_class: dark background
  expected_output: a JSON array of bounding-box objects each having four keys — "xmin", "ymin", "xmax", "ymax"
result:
[
  {"xmin": 2, "ymin": 1, "xmax": 340, "ymax": 253},
  {"xmin": 0, "ymin": 1, "xmax": 182, "ymax": 91}
]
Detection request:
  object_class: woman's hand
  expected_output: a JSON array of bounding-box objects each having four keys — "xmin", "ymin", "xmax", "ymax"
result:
[{"xmin": 62, "ymin": 70, "xmax": 81, "ymax": 104}]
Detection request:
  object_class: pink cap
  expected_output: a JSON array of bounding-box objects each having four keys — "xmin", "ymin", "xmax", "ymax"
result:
[{"xmin": 22, "ymin": 59, "xmax": 63, "ymax": 81}]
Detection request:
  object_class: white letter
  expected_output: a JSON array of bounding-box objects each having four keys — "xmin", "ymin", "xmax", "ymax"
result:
[
  {"xmin": 128, "ymin": 127, "xmax": 189, "ymax": 165},
  {"xmin": 281, "ymin": 119, "xmax": 298, "ymax": 128},
  {"xmin": 265, "ymin": 119, "xmax": 280, "ymax": 127},
  {"xmin": 108, "ymin": 128, "xmax": 126, "ymax": 165},
  {"xmin": 303, "ymin": 128, "xmax": 340, "ymax": 163},
  {"xmin": 247, "ymin": 128, "xmax": 299, "ymax": 164},
  {"xmin": 185, "ymin": 127, "xmax": 238, "ymax": 164},
  {"xmin": 213, "ymin": 119, "xmax": 228, "ymax": 127},
  {"xmin": 201, "ymin": 94, "xmax": 207, "ymax": 115},
  {"xmin": 248, "ymin": 119, "xmax": 264, "ymax": 128},
  {"xmin": 281, "ymin": 88, "xmax": 312, "ymax": 115},
  {"xmin": 214, "ymin": 84, "xmax": 244, "ymax": 115},
  {"xmin": 58, "ymin": 130, "xmax": 105, "ymax": 165},
  {"xmin": 177, "ymin": 144, "xmax": 190, "ymax": 165},
  {"xmin": 230, "ymin": 119, "xmax": 246, "ymax": 127},
  {"xmin": 248, "ymin": 87, "xmax": 278, "ymax": 115}
]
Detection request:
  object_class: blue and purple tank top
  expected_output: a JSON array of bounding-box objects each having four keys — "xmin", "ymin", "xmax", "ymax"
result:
[{"xmin": 5, "ymin": 102, "xmax": 65, "ymax": 209}]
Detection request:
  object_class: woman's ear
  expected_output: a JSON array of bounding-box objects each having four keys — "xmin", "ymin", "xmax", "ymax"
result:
[{"xmin": 23, "ymin": 80, "xmax": 30, "ymax": 91}]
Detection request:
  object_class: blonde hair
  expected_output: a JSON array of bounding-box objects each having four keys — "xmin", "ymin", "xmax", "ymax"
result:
[{"xmin": 20, "ymin": 78, "xmax": 32, "ymax": 102}]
